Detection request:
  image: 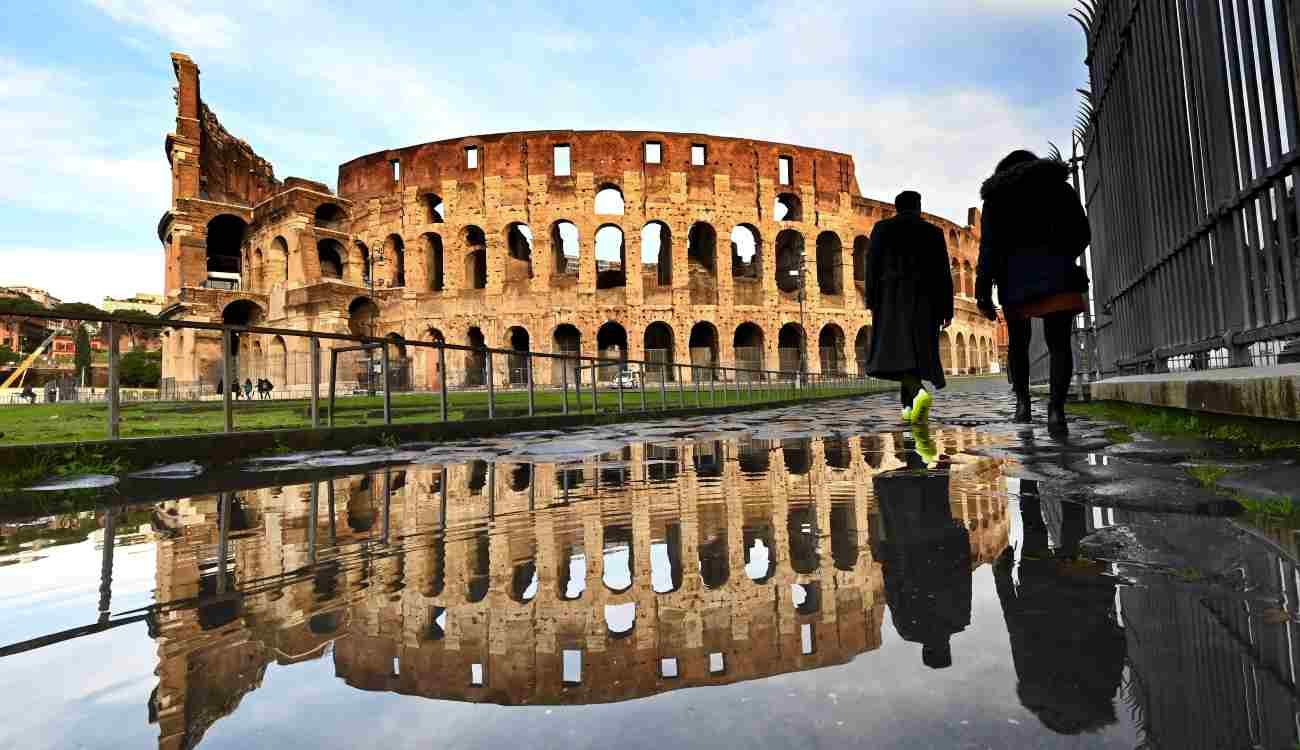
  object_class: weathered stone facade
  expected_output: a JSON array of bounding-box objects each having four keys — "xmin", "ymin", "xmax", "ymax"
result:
[
  {"xmin": 159, "ymin": 53, "xmax": 999, "ymax": 389},
  {"xmin": 149, "ymin": 429, "xmax": 1008, "ymax": 748}
]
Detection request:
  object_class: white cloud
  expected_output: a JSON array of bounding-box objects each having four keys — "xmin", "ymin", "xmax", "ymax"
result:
[
  {"xmin": 0, "ymin": 248, "xmax": 160, "ymax": 304},
  {"xmin": 86, "ymin": 0, "xmax": 241, "ymax": 51}
]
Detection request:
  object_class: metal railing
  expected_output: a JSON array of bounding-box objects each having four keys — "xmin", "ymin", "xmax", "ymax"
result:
[
  {"xmin": 0, "ymin": 310, "xmax": 889, "ymax": 443},
  {"xmin": 1075, "ymin": 0, "xmax": 1300, "ymax": 376}
]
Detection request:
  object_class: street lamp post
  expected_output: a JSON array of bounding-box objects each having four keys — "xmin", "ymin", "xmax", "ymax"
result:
[
  {"xmin": 796, "ymin": 250, "xmax": 809, "ymax": 389},
  {"xmin": 366, "ymin": 246, "xmax": 385, "ymax": 397}
]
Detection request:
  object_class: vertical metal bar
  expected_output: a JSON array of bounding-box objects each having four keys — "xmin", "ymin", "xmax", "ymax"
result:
[
  {"xmin": 747, "ymin": 371, "xmax": 754, "ymax": 402},
  {"xmin": 639, "ymin": 364, "xmax": 647, "ymax": 411},
  {"xmin": 1237, "ymin": 0, "xmax": 1283, "ymax": 324},
  {"xmin": 733, "ymin": 370, "xmax": 741, "ymax": 402},
  {"xmin": 310, "ymin": 337, "xmax": 321, "ymax": 428},
  {"xmin": 526, "ymin": 353, "xmax": 535, "ymax": 417},
  {"xmin": 694, "ymin": 366, "xmax": 702, "ymax": 407},
  {"xmin": 486, "ymin": 350, "xmax": 496, "ymax": 420},
  {"xmin": 1269, "ymin": 0, "xmax": 1300, "ymax": 317},
  {"xmin": 327, "ymin": 481, "xmax": 336, "ymax": 543},
  {"xmin": 308, "ymin": 482, "xmax": 319, "ymax": 564},
  {"xmin": 588, "ymin": 358, "xmax": 598, "ymax": 414},
  {"xmin": 561, "ymin": 355, "xmax": 570, "ymax": 415},
  {"xmin": 328, "ymin": 348, "xmax": 337, "ymax": 428},
  {"xmin": 381, "ymin": 467, "xmax": 391, "ymax": 545},
  {"xmin": 709, "ymin": 371, "xmax": 716, "ymax": 406},
  {"xmin": 216, "ymin": 492, "xmax": 230, "ymax": 594},
  {"xmin": 381, "ymin": 343, "xmax": 392, "ymax": 425},
  {"xmin": 617, "ymin": 365, "xmax": 625, "ymax": 413},
  {"xmin": 658, "ymin": 363, "xmax": 668, "ymax": 410},
  {"xmin": 106, "ymin": 321, "xmax": 119, "ymax": 439},
  {"xmin": 222, "ymin": 329, "xmax": 234, "ymax": 434},
  {"xmin": 439, "ymin": 344, "xmax": 449, "ymax": 422},
  {"xmin": 97, "ymin": 508, "xmax": 115, "ymax": 623},
  {"xmin": 676, "ymin": 364, "xmax": 685, "ymax": 407}
]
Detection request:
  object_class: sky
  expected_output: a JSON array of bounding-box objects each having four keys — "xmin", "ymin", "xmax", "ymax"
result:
[{"xmin": 0, "ymin": 0, "xmax": 1088, "ymax": 304}]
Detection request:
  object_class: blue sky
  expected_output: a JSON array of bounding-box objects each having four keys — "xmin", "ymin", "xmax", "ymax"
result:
[{"xmin": 0, "ymin": 0, "xmax": 1086, "ymax": 303}]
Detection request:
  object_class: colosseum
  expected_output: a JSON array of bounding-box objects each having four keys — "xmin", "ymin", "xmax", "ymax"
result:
[{"xmin": 159, "ymin": 52, "xmax": 1000, "ymax": 391}]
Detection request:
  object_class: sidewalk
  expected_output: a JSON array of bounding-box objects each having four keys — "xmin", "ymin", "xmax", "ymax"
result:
[{"xmin": 1090, "ymin": 364, "xmax": 1300, "ymax": 422}]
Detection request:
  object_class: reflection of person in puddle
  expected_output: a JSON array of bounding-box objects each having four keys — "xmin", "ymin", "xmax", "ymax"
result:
[
  {"xmin": 995, "ymin": 490, "xmax": 1125, "ymax": 734},
  {"xmin": 872, "ymin": 438, "xmax": 971, "ymax": 669}
]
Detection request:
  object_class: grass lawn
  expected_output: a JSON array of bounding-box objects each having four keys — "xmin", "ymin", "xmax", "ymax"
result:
[
  {"xmin": 0, "ymin": 381, "xmax": 885, "ymax": 446},
  {"xmin": 1067, "ymin": 400, "xmax": 1300, "ymax": 453}
]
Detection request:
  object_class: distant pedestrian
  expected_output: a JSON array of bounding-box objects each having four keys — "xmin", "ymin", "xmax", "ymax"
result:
[
  {"xmin": 20, "ymin": 385, "xmax": 36, "ymax": 404},
  {"xmin": 975, "ymin": 150, "xmax": 1090, "ymax": 434},
  {"xmin": 216, "ymin": 377, "xmax": 224, "ymax": 396},
  {"xmin": 243, "ymin": 378, "xmax": 254, "ymax": 400},
  {"xmin": 263, "ymin": 378, "xmax": 274, "ymax": 400},
  {"xmin": 862, "ymin": 190, "xmax": 953, "ymax": 424}
]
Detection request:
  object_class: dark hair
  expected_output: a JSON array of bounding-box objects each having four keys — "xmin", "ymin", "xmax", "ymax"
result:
[
  {"xmin": 894, "ymin": 190, "xmax": 922, "ymax": 212},
  {"xmin": 996, "ymin": 149, "xmax": 1038, "ymax": 174}
]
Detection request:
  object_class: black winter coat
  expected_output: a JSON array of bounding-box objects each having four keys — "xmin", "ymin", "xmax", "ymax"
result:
[
  {"xmin": 862, "ymin": 211, "xmax": 953, "ymax": 387},
  {"xmin": 976, "ymin": 159, "xmax": 1091, "ymax": 307}
]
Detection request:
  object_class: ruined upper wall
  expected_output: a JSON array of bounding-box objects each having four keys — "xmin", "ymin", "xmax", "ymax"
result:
[
  {"xmin": 166, "ymin": 52, "xmax": 281, "ymax": 208},
  {"xmin": 337, "ymin": 131, "xmax": 862, "ymax": 206}
]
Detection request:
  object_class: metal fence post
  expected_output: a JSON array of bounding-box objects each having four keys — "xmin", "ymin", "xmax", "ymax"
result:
[
  {"xmin": 561, "ymin": 355, "xmax": 570, "ymax": 415},
  {"xmin": 309, "ymin": 337, "xmax": 321, "ymax": 428},
  {"xmin": 106, "ymin": 321, "xmax": 119, "ymax": 439},
  {"xmin": 486, "ymin": 350, "xmax": 496, "ymax": 420},
  {"xmin": 617, "ymin": 366, "xmax": 625, "ymax": 413},
  {"xmin": 438, "ymin": 344, "xmax": 449, "ymax": 422},
  {"xmin": 308, "ymin": 482, "xmax": 319, "ymax": 564},
  {"xmin": 638, "ymin": 365, "xmax": 647, "ymax": 411},
  {"xmin": 694, "ymin": 366, "xmax": 702, "ymax": 407},
  {"xmin": 733, "ymin": 370, "xmax": 741, "ymax": 402},
  {"xmin": 658, "ymin": 364, "xmax": 668, "ymax": 410},
  {"xmin": 221, "ymin": 329, "xmax": 233, "ymax": 433},
  {"xmin": 587, "ymin": 358, "xmax": 597, "ymax": 414},
  {"xmin": 526, "ymin": 353, "xmax": 535, "ymax": 417},
  {"xmin": 709, "ymin": 372, "xmax": 716, "ymax": 406},
  {"xmin": 328, "ymin": 348, "xmax": 337, "ymax": 427},
  {"xmin": 381, "ymin": 342, "xmax": 392, "ymax": 425},
  {"xmin": 676, "ymin": 364, "xmax": 685, "ymax": 408},
  {"xmin": 381, "ymin": 467, "xmax": 391, "ymax": 545}
]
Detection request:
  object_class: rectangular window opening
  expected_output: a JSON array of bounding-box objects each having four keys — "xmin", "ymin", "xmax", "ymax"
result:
[
  {"xmin": 562, "ymin": 649, "xmax": 583, "ymax": 684},
  {"xmin": 554, "ymin": 144, "xmax": 571, "ymax": 176},
  {"xmin": 660, "ymin": 657, "xmax": 679, "ymax": 678},
  {"xmin": 645, "ymin": 142, "xmax": 662, "ymax": 164},
  {"xmin": 778, "ymin": 156, "xmax": 792, "ymax": 185},
  {"xmin": 708, "ymin": 651, "xmax": 725, "ymax": 674},
  {"xmin": 691, "ymin": 144, "xmax": 706, "ymax": 166},
  {"xmin": 470, "ymin": 663, "xmax": 485, "ymax": 686},
  {"xmin": 466, "ymin": 146, "xmax": 479, "ymax": 169},
  {"xmin": 391, "ymin": 159, "xmax": 401, "ymax": 182},
  {"xmin": 800, "ymin": 623, "xmax": 815, "ymax": 655}
]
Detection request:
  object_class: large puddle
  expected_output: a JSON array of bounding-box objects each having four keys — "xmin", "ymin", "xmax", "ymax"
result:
[{"xmin": 1, "ymin": 398, "xmax": 1297, "ymax": 749}]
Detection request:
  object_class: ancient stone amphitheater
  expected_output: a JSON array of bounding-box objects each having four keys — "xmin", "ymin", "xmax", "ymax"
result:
[{"xmin": 159, "ymin": 53, "xmax": 1000, "ymax": 390}]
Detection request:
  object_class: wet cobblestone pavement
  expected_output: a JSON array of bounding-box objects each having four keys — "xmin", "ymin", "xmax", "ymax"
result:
[{"xmin": 2, "ymin": 379, "xmax": 1299, "ymax": 749}]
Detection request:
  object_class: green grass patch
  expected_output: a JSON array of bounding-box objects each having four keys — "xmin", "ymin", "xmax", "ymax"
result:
[
  {"xmin": 1068, "ymin": 400, "xmax": 1300, "ymax": 453},
  {"xmin": 1183, "ymin": 464, "xmax": 1300, "ymax": 530}
]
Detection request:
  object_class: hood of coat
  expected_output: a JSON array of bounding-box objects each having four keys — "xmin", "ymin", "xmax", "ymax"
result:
[{"xmin": 979, "ymin": 158, "xmax": 1070, "ymax": 200}]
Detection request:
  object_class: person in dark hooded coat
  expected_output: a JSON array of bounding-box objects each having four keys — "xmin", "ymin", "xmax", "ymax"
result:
[
  {"xmin": 863, "ymin": 190, "xmax": 954, "ymax": 422},
  {"xmin": 975, "ymin": 150, "xmax": 1091, "ymax": 433}
]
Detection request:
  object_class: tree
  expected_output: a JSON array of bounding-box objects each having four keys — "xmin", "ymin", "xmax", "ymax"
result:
[
  {"xmin": 74, "ymin": 325, "xmax": 92, "ymax": 384},
  {"xmin": 0, "ymin": 345, "xmax": 20, "ymax": 366},
  {"xmin": 119, "ymin": 351, "xmax": 161, "ymax": 387}
]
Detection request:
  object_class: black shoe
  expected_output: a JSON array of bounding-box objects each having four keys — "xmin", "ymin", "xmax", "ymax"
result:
[
  {"xmin": 1013, "ymin": 394, "xmax": 1031, "ymax": 423},
  {"xmin": 1047, "ymin": 402, "xmax": 1068, "ymax": 434}
]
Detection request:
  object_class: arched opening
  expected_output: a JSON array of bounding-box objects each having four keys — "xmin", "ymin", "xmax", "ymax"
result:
[
  {"xmin": 816, "ymin": 231, "xmax": 843, "ymax": 296},
  {"xmin": 423, "ymin": 193, "xmax": 444, "ymax": 223},
  {"xmin": 205, "ymin": 214, "xmax": 245, "ymax": 288},
  {"xmin": 551, "ymin": 220, "xmax": 580, "ymax": 281},
  {"xmin": 558, "ymin": 546, "xmax": 587, "ymax": 600},
  {"xmin": 778, "ymin": 323, "xmax": 805, "ymax": 374},
  {"xmin": 744, "ymin": 525, "xmax": 775, "ymax": 583},
  {"xmin": 385, "ymin": 234, "xmax": 405, "ymax": 287},
  {"xmin": 356, "ymin": 241, "xmax": 370, "ymax": 284},
  {"xmin": 783, "ymin": 438, "xmax": 811, "ymax": 475},
  {"xmin": 386, "ymin": 332, "xmax": 409, "ymax": 391},
  {"xmin": 317, "ymin": 239, "xmax": 345, "ymax": 280},
  {"xmin": 463, "ymin": 226, "xmax": 487, "ymax": 289},
  {"xmin": 508, "ymin": 463, "xmax": 532, "ymax": 492},
  {"xmin": 596, "ymin": 321, "xmax": 628, "ymax": 381},
  {"xmin": 957, "ymin": 333, "xmax": 969, "ymax": 373},
  {"xmin": 641, "ymin": 221, "xmax": 672, "ymax": 289},
  {"xmin": 688, "ymin": 321, "xmax": 719, "ymax": 379},
  {"xmin": 221, "ymin": 300, "xmax": 263, "ymax": 381},
  {"xmin": 939, "ymin": 330, "xmax": 953, "ymax": 373},
  {"xmin": 605, "ymin": 603, "xmax": 636, "ymax": 637},
  {"xmin": 651, "ymin": 523, "xmax": 683, "ymax": 594},
  {"xmin": 594, "ymin": 225, "xmax": 626, "ymax": 289},
  {"xmin": 602, "ymin": 525, "xmax": 634, "ymax": 593},
  {"xmin": 699, "ymin": 505, "xmax": 729, "ymax": 590},
  {"xmin": 511, "ymin": 560, "xmax": 538, "ymax": 602},
  {"xmin": 687, "ymin": 222, "xmax": 716, "ymax": 273},
  {"xmin": 552, "ymin": 323, "xmax": 581, "ymax": 385},
  {"xmin": 425, "ymin": 327, "xmax": 445, "ymax": 390},
  {"xmin": 963, "ymin": 260, "xmax": 975, "ymax": 297},
  {"xmin": 775, "ymin": 229, "xmax": 804, "ymax": 294},
  {"xmin": 251, "ymin": 248, "xmax": 264, "ymax": 290},
  {"xmin": 421, "ymin": 233, "xmax": 444, "ymax": 291},
  {"xmin": 467, "ymin": 529, "xmax": 490, "ymax": 602},
  {"xmin": 730, "ymin": 224, "xmax": 761, "ymax": 279},
  {"xmin": 347, "ymin": 296, "xmax": 378, "ymax": 338},
  {"xmin": 788, "ymin": 504, "xmax": 819, "ymax": 574},
  {"xmin": 314, "ymin": 203, "xmax": 346, "ymax": 229},
  {"xmin": 644, "ymin": 321, "xmax": 675, "ymax": 382},
  {"xmin": 818, "ymin": 323, "xmax": 846, "ymax": 375},
  {"xmin": 854, "ymin": 326, "xmax": 872, "ymax": 375},
  {"xmin": 464, "ymin": 326, "xmax": 487, "ymax": 387},
  {"xmin": 270, "ymin": 335, "xmax": 286, "ymax": 386},
  {"xmin": 506, "ymin": 326, "xmax": 530, "ymax": 385},
  {"xmin": 852, "ymin": 235, "xmax": 869, "ymax": 292},
  {"xmin": 309, "ymin": 611, "xmax": 342, "ymax": 635},
  {"xmin": 594, "ymin": 185, "xmax": 624, "ymax": 215},
  {"xmin": 774, "ymin": 192, "xmax": 802, "ymax": 222},
  {"xmin": 733, "ymin": 322, "xmax": 765, "ymax": 378},
  {"xmin": 268, "ymin": 236, "xmax": 289, "ymax": 286},
  {"xmin": 222, "ymin": 299, "xmax": 263, "ymax": 326},
  {"xmin": 792, "ymin": 582, "xmax": 821, "ymax": 614},
  {"xmin": 505, "ymin": 223, "xmax": 533, "ymax": 280}
]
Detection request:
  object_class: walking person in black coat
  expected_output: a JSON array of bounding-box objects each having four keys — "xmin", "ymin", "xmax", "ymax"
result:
[
  {"xmin": 863, "ymin": 190, "xmax": 954, "ymax": 423},
  {"xmin": 975, "ymin": 150, "xmax": 1091, "ymax": 434}
]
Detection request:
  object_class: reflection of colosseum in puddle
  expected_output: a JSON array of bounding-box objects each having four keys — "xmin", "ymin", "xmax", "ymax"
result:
[{"xmin": 151, "ymin": 430, "xmax": 1007, "ymax": 749}]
